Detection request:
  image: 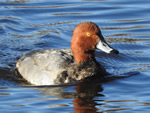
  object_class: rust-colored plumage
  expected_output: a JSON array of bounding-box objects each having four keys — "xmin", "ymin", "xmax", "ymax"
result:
[{"xmin": 71, "ymin": 22, "xmax": 101, "ymax": 63}]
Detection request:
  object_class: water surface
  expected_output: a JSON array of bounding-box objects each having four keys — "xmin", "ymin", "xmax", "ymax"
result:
[{"xmin": 0, "ymin": 0, "xmax": 150, "ymax": 112}]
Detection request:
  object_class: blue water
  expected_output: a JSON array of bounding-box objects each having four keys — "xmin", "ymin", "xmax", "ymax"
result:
[{"xmin": 0, "ymin": 0, "xmax": 150, "ymax": 112}]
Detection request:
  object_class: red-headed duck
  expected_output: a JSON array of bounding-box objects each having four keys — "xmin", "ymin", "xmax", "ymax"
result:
[{"xmin": 16, "ymin": 22, "xmax": 119, "ymax": 85}]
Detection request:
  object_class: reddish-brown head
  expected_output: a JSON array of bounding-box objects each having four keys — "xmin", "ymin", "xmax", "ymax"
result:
[{"xmin": 71, "ymin": 22, "xmax": 119, "ymax": 63}]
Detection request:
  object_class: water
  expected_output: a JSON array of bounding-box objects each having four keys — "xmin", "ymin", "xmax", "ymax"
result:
[{"xmin": 0, "ymin": 0, "xmax": 150, "ymax": 112}]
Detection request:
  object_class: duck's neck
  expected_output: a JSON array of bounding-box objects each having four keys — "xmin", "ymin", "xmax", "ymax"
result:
[{"xmin": 72, "ymin": 49, "xmax": 96, "ymax": 63}]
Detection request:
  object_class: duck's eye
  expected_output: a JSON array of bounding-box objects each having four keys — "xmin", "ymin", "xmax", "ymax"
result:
[{"xmin": 86, "ymin": 32, "xmax": 91, "ymax": 37}]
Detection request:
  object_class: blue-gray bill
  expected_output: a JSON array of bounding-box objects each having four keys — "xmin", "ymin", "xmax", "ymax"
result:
[{"xmin": 96, "ymin": 35, "xmax": 119, "ymax": 54}]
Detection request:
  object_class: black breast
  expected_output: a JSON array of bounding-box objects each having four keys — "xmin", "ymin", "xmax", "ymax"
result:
[{"xmin": 66, "ymin": 59, "xmax": 107, "ymax": 83}]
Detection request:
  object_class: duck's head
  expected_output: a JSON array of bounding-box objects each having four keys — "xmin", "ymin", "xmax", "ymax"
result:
[{"xmin": 71, "ymin": 22, "xmax": 119, "ymax": 63}]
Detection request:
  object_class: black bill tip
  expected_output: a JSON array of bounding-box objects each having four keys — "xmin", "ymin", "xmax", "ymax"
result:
[{"xmin": 110, "ymin": 49, "xmax": 119, "ymax": 54}]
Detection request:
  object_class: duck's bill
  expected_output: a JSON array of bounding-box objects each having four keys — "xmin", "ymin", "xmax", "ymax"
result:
[{"xmin": 96, "ymin": 36, "xmax": 119, "ymax": 54}]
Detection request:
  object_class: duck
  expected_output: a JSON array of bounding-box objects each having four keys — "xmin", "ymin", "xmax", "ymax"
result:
[{"xmin": 16, "ymin": 22, "xmax": 119, "ymax": 85}]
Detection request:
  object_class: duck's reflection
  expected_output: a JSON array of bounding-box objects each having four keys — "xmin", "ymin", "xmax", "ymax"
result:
[
  {"xmin": 33, "ymin": 80, "xmax": 104, "ymax": 113},
  {"xmin": 73, "ymin": 81, "xmax": 104, "ymax": 113}
]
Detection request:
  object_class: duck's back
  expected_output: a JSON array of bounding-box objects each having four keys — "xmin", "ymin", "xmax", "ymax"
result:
[{"xmin": 16, "ymin": 49, "xmax": 74, "ymax": 85}]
